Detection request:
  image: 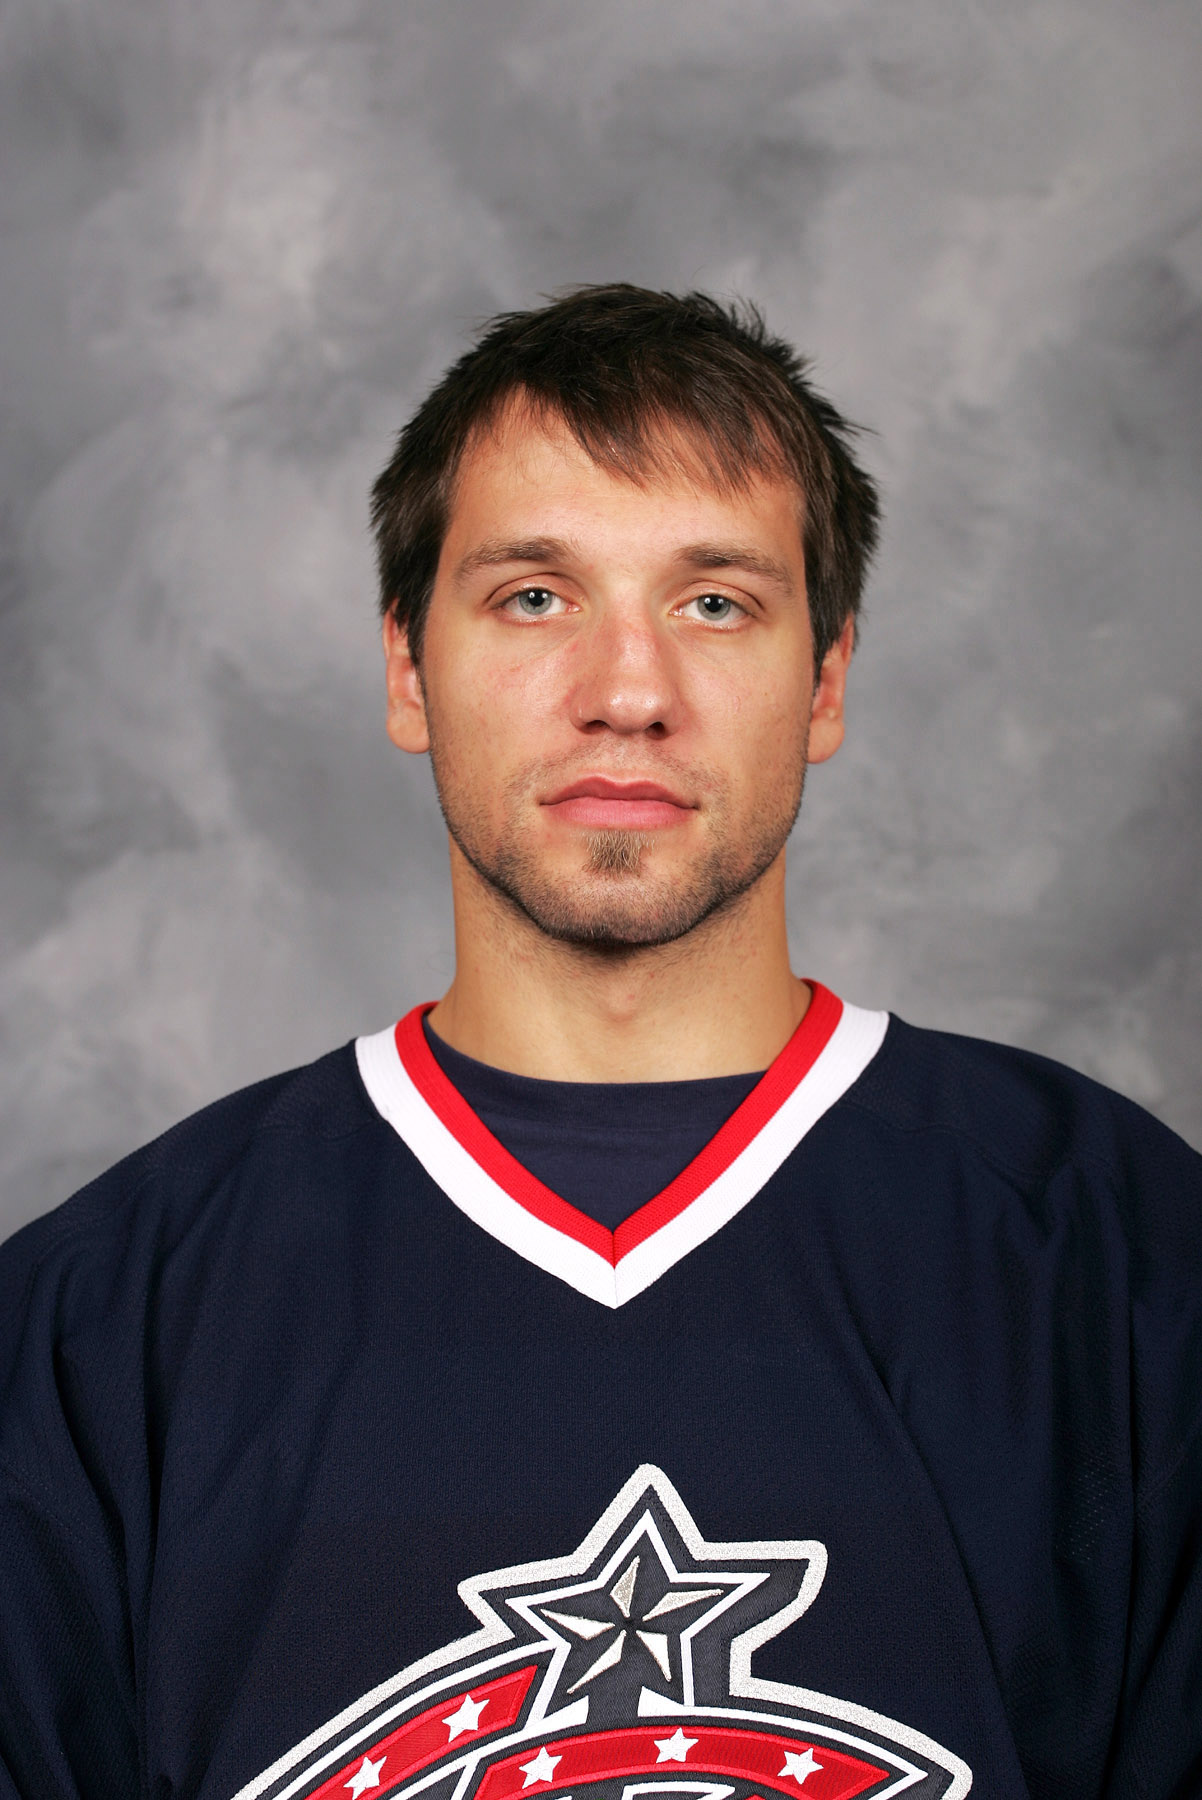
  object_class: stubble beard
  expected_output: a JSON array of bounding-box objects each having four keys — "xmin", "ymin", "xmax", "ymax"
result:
[{"xmin": 427, "ymin": 733, "xmax": 809, "ymax": 951}]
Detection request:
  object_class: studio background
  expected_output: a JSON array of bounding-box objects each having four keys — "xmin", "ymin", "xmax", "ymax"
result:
[{"xmin": 2, "ymin": 0, "xmax": 1200, "ymax": 1242}]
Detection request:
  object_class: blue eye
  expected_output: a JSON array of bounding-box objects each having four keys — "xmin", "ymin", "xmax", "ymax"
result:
[
  {"xmin": 510, "ymin": 588, "xmax": 558, "ymax": 616},
  {"xmin": 684, "ymin": 593, "xmax": 743, "ymax": 622}
]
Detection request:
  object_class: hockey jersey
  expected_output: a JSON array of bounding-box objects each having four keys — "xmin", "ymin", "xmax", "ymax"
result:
[{"xmin": 1, "ymin": 983, "xmax": 1201, "ymax": 1800}]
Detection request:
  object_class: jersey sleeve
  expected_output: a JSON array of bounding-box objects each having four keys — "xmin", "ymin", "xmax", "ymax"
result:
[
  {"xmin": 1106, "ymin": 1099, "xmax": 1202, "ymax": 1797},
  {"xmin": 0, "ymin": 1211, "xmax": 141, "ymax": 1800},
  {"xmin": 1108, "ymin": 1435, "xmax": 1202, "ymax": 1797}
]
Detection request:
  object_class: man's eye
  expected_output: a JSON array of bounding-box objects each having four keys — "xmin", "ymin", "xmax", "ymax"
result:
[
  {"xmin": 504, "ymin": 587, "xmax": 564, "ymax": 618},
  {"xmin": 681, "ymin": 593, "xmax": 742, "ymax": 623}
]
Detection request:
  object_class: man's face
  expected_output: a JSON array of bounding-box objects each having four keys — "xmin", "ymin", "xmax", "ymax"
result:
[{"xmin": 385, "ymin": 401, "xmax": 848, "ymax": 948}]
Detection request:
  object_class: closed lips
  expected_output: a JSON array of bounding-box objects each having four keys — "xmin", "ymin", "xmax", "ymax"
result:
[{"xmin": 542, "ymin": 779, "xmax": 695, "ymax": 829}]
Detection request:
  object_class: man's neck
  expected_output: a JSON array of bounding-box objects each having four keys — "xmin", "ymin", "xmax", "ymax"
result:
[{"xmin": 426, "ymin": 849, "xmax": 809, "ymax": 1083}]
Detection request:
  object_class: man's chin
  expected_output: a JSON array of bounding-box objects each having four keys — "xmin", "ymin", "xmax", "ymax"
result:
[
  {"xmin": 486, "ymin": 865, "xmax": 749, "ymax": 950},
  {"xmin": 445, "ymin": 810, "xmax": 787, "ymax": 950}
]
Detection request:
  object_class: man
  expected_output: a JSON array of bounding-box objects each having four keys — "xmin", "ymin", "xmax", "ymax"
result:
[{"xmin": 1, "ymin": 286, "xmax": 1199, "ymax": 1800}]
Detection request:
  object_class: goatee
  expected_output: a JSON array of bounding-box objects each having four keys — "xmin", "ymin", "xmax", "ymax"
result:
[{"xmin": 585, "ymin": 831, "xmax": 650, "ymax": 876}]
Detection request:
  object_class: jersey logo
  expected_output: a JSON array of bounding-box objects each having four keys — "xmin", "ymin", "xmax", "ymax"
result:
[{"xmin": 233, "ymin": 1466, "xmax": 971, "ymax": 1800}]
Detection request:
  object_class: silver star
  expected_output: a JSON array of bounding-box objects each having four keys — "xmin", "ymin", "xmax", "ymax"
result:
[
  {"xmin": 654, "ymin": 1729, "xmax": 698, "ymax": 1763},
  {"xmin": 779, "ymin": 1748, "xmax": 823, "ymax": 1786},
  {"xmin": 344, "ymin": 1754, "xmax": 386, "ymax": 1798},
  {"xmin": 519, "ymin": 1747, "xmax": 563, "ymax": 1788},
  {"xmin": 443, "ymin": 1693, "xmax": 489, "ymax": 1741}
]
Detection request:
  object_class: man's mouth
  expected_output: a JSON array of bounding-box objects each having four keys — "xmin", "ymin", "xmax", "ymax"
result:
[{"xmin": 541, "ymin": 777, "xmax": 696, "ymax": 831}]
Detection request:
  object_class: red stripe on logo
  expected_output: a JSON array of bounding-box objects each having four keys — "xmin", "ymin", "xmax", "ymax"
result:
[
  {"xmin": 310, "ymin": 1664, "xmax": 537, "ymax": 1800},
  {"xmin": 473, "ymin": 1724, "xmax": 887, "ymax": 1800},
  {"xmin": 395, "ymin": 983, "xmax": 843, "ymax": 1267}
]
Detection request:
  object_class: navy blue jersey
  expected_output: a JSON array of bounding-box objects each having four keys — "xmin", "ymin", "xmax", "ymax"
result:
[{"xmin": 2, "ymin": 982, "xmax": 1201, "ymax": 1800}]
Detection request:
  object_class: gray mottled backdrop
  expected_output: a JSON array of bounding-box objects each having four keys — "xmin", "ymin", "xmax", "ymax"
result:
[{"xmin": 2, "ymin": 0, "xmax": 1200, "ymax": 1240}]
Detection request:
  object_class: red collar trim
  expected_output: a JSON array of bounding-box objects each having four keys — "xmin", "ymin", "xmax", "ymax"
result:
[{"xmin": 393, "ymin": 982, "xmax": 844, "ymax": 1271}]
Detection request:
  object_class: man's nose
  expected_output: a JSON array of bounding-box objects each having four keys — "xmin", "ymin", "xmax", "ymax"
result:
[{"xmin": 567, "ymin": 606, "xmax": 681, "ymax": 737}]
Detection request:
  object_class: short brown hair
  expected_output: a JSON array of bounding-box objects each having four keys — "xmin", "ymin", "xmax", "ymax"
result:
[{"xmin": 370, "ymin": 284, "xmax": 880, "ymax": 669}]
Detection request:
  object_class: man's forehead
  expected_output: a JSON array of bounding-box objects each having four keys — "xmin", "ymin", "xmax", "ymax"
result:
[
  {"xmin": 447, "ymin": 395, "xmax": 808, "ymax": 562},
  {"xmin": 443, "ymin": 439, "xmax": 807, "ymax": 600},
  {"xmin": 460, "ymin": 390, "xmax": 803, "ymax": 507}
]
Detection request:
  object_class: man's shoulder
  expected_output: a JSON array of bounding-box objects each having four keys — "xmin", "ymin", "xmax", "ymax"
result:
[
  {"xmin": 0, "ymin": 1038, "xmax": 381, "ymax": 1304},
  {"xmin": 848, "ymin": 1007, "xmax": 1201, "ymax": 1217}
]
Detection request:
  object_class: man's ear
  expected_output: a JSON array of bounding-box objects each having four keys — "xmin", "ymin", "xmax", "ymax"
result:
[
  {"xmin": 383, "ymin": 611, "xmax": 430, "ymax": 754},
  {"xmin": 806, "ymin": 615, "xmax": 855, "ymax": 766}
]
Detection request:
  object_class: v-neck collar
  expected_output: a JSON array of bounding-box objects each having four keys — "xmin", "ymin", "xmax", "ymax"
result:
[{"xmin": 356, "ymin": 982, "xmax": 888, "ymax": 1309}]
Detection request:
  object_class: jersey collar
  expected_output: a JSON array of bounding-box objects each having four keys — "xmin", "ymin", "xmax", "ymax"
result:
[{"xmin": 356, "ymin": 983, "xmax": 888, "ymax": 1309}]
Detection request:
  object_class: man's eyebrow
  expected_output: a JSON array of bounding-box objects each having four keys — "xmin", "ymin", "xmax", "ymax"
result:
[
  {"xmin": 674, "ymin": 544, "xmax": 797, "ymax": 592},
  {"xmin": 451, "ymin": 537, "xmax": 798, "ymax": 593},
  {"xmin": 452, "ymin": 538, "xmax": 575, "ymax": 583}
]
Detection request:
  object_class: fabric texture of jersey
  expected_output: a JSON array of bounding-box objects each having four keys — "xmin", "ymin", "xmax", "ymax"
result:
[{"xmin": 1, "ymin": 983, "xmax": 1201, "ymax": 1800}]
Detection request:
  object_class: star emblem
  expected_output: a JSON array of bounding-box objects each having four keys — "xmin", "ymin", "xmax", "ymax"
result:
[
  {"xmin": 344, "ymin": 1754, "xmax": 386, "ymax": 1798},
  {"xmin": 238, "ymin": 1465, "xmax": 971, "ymax": 1800},
  {"xmin": 653, "ymin": 1729, "xmax": 698, "ymax": 1763},
  {"xmin": 443, "ymin": 1693, "xmax": 489, "ymax": 1741},
  {"xmin": 525, "ymin": 1535, "xmax": 735, "ymax": 1710},
  {"xmin": 518, "ymin": 1747, "xmax": 562, "ymax": 1788},
  {"xmin": 780, "ymin": 1747, "xmax": 823, "ymax": 1785}
]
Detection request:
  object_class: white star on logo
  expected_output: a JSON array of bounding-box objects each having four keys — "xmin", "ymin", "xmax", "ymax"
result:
[
  {"xmin": 654, "ymin": 1729, "xmax": 698, "ymax": 1763},
  {"xmin": 519, "ymin": 1747, "xmax": 563, "ymax": 1788},
  {"xmin": 443, "ymin": 1693, "xmax": 489, "ymax": 1741},
  {"xmin": 780, "ymin": 1748, "xmax": 823, "ymax": 1785},
  {"xmin": 345, "ymin": 1755, "xmax": 386, "ymax": 1798}
]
